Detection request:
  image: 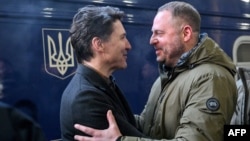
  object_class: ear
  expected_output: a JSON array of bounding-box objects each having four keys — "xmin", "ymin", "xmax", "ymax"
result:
[
  {"xmin": 182, "ymin": 25, "xmax": 192, "ymax": 42},
  {"xmin": 91, "ymin": 37, "xmax": 104, "ymax": 52}
]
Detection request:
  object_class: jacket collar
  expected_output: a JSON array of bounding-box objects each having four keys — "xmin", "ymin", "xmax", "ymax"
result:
[{"xmin": 76, "ymin": 63, "xmax": 115, "ymax": 92}]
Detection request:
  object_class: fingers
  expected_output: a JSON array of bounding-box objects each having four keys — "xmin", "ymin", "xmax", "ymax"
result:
[
  {"xmin": 74, "ymin": 124, "xmax": 97, "ymax": 136},
  {"xmin": 107, "ymin": 110, "xmax": 116, "ymax": 126},
  {"xmin": 107, "ymin": 110, "xmax": 117, "ymax": 127},
  {"xmin": 74, "ymin": 135, "xmax": 91, "ymax": 141},
  {"xmin": 106, "ymin": 110, "xmax": 122, "ymax": 138}
]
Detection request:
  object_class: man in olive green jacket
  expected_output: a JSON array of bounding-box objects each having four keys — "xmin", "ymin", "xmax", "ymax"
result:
[{"xmin": 73, "ymin": 1, "xmax": 237, "ymax": 141}]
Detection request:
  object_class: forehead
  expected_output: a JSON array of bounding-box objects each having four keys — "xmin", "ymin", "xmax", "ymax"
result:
[{"xmin": 152, "ymin": 10, "xmax": 172, "ymax": 31}]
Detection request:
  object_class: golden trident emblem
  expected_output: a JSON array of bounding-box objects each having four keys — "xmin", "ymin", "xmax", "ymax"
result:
[{"xmin": 42, "ymin": 28, "xmax": 76, "ymax": 79}]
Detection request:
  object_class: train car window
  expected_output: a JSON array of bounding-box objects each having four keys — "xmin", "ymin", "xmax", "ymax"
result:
[{"xmin": 233, "ymin": 36, "xmax": 250, "ymax": 69}]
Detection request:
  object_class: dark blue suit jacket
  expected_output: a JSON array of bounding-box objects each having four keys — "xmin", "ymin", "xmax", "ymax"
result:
[{"xmin": 60, "ymin": 64, "xmax": 144, "ymax": 141}]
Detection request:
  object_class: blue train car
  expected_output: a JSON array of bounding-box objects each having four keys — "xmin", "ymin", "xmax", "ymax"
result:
[{"xmin": 0, "ymin": 0, "xmax": 250, "ymax": 140}]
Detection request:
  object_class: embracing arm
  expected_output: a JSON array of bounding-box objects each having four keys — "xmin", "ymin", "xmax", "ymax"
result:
[
  {"xmin": 74, "ymin": 72, "xmax": 237, "ymax": 141},
  {"xmin": 74, "ymin": 110, "xmax": 169, "ymax": 141}
]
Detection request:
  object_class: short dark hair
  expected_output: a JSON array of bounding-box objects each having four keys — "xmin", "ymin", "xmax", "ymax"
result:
[{"xmin": 69, "ymin": 5, "xmax": 125, "ymax": 63}]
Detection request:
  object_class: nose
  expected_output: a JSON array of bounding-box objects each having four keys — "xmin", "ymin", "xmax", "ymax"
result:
[
  {"xmin": 126, "ymin": 39, "xmax": 132, "ymax": 50},
  {"xmin": 149, "ymin": 35, "xmax": 157, "ymax": 46}
]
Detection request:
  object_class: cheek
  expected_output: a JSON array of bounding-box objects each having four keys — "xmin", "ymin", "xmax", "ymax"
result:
[{"xmin": 110, "ymin": 48, "xmax": 122, "ymax": 59}]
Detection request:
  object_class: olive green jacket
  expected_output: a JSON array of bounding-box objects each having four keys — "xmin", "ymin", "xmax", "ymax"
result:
[{"xmin": 121, "ymin": 34, "xmax": 237, "ymax": 141}]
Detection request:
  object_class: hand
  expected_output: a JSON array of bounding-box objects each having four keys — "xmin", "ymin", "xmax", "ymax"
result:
[{"xmin": 74, "ymin": 110, "xmax": 122, "ymax": 141}]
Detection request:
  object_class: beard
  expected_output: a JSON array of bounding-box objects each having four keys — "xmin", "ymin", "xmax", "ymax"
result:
[{"xmin": 162, "ymin": 42, "xmax": 185, "ymax": 67}]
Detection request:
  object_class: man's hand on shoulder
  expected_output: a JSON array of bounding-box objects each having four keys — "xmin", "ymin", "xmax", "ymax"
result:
[{"xmin": 74, "ymin": 110, "xmax": 122, "ymax": 141}]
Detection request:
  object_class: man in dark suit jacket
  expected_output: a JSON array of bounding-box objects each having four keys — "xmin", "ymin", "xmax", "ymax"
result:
[{"xmin": 60, "ymin": 5, "xmax": 145, "ymax": 141}]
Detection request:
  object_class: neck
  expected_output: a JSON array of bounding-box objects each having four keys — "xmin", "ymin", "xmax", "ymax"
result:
[{"xmin": 82, "ymin": 61, "xmax": 112, "ymax": 78}]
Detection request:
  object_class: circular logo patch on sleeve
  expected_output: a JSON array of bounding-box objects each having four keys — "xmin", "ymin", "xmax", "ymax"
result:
[{"xmin": 206, "ymin": 98, "xmax": 220, "ymax": 111}]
